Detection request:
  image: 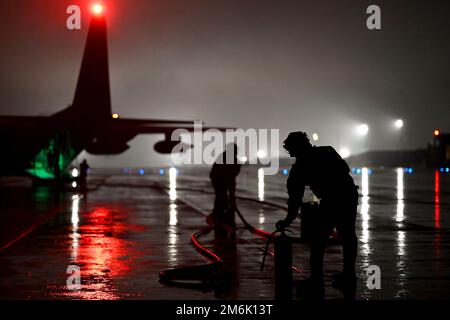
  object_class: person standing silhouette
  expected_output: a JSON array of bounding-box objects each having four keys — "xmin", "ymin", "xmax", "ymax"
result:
[
  {"xmin": 79, "ymin": 159, "xmax": 90, "ymax": 192},
  {"xmin": 209, "ymin": 144, "xmax": 241, "ymax": 229}
]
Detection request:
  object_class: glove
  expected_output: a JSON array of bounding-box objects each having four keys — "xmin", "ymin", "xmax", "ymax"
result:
[{"xmin": 276, "ymin": 220, "xmax": 286, "ymax": 231}]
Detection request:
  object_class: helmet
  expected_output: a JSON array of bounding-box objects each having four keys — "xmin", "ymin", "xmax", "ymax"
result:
[{"xmin": 283, "ymin": 131, "xmax": 311, "ymax": 153}]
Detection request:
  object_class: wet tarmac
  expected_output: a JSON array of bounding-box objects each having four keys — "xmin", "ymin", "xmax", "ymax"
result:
[{"xmin": 0, "ymin": 166, "xmax": 449, "ymax": 300}]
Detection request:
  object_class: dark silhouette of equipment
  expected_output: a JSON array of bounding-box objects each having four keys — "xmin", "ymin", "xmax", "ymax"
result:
[{"xmin": 274, "ymin": 229, "xmax": 293, "ymax": 301}]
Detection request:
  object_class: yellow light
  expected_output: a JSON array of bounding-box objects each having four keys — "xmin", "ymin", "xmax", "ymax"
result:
[
  {"xmin": 92, "ymin": 4, "xmax": 104, "ymax": 16},
  {"xmin": 112, "ymin": 113, "xmax": 120, "ymax": 119},
  {"xmin": 434, "ymin": 129, "xmax": 440, "ymax": 136}
]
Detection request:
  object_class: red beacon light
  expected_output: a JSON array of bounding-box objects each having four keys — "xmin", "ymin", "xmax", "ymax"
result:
[{"xmin": 91, "ymin": 3, "xmax": 104, "ymax": 16}]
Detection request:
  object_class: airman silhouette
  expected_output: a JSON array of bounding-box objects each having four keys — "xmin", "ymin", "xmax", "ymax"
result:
[
  {"xmin": 277, "ymin": 131, "xmax": 358, "ymax": 299},
  {"xmin": 209, "ymin": 144, "xmax": 241, "ymax": 230}
]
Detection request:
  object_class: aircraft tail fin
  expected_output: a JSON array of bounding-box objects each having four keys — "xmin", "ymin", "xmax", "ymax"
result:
[{"xmin": 71, "ymin": 14, "xmax": 111, "ymax": 121}]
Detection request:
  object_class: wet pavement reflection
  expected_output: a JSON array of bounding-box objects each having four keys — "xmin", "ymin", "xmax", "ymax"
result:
[{"xmin": 0, "ymin": 166, "xmax": 449, "ymax": 299}]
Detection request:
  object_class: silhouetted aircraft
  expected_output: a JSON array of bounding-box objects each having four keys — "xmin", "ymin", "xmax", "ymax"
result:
[{"xmin": 0, "ymin": 5, "xmax": 223, "ymax": 180}]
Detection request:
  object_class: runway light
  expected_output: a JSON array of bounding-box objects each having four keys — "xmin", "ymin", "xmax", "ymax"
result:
[
  {"xmin": 71, "ymin": 168, "xmax": 79, "ymax": 178},
  {"xmin": 282, "ymin": 168, "xmax": 289, "ymax": 175},
  {"xmin": 112, "ymin": 113, "xmax": 120, "ymax": 119},
  {"xmin": 92, "ymin": 3, "xmax": 104, "ymax": 16},
  {"xmin": 340, "ymin": 148, "xmax": 351, "ymax": 159},
  {"xmin": 434, "ymin": 129, "xmax": 440, "ymax": 136},
  {"xmin": 312, "ymin": 133, "xmax": 319, "ymax": 141}
]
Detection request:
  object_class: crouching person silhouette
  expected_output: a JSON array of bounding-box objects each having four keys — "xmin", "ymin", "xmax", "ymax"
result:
[
  {"xmin": 277, "ymin": 132, "xmax": 358, "ymax": 300},
  {"xmin": 209, "ymin": 144, "xmax": 241, "ymax": 231}
]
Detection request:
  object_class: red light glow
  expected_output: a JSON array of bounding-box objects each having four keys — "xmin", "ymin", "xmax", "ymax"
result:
[{"xmin": 92, "ymin": 3, "xmax": 104, "ymax": 16}]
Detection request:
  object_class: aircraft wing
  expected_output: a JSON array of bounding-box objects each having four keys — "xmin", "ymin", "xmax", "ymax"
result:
[
  {"xmin": 107, "ymin": 118, "xmax": 196, "ymax": 134},
  {"xmin": 85, "ymin": 118, "xmax": 232, "ymax": 155},
  {"xmin": 106, "ymin": 118, "xmax": 231, "ymax": 133},
  {"xmin": 0, "ymin": 115, "xmax": 51, "ymax": 127}
]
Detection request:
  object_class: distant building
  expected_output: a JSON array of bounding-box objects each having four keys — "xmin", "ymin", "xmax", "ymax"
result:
[{"xmin": 427, "ymin": 132, "xmax": 450, "ymax": 168}]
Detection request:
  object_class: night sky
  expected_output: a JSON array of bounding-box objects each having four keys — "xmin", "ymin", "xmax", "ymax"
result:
[{"xmin": 1, "ymin": 0, "xmax": 449, "ymax": 166}]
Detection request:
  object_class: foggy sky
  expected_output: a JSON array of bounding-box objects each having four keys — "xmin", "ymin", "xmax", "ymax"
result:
[{"xmin": 1, "ymin": 0, "xmax": 449, "ymax": 167}]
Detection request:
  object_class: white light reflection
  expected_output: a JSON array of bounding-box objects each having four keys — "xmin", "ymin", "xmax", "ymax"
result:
[
  {"xmin": 396, "ymin": 168, "xmax": 405, "ymax": 224},
  {"xmin": 71, "ymin": 195, "xmax": 80, "ymax": 226},
  {"xmin": 395, "ymin": 169, "xmax": 407, "ymax": 297},
  {"xmin": 361, "ymin": 167, "xmax": 369, "ymax": 196},
  {"xmin": 169, "ymin": 167, "xmax": 177, "ymax": 201},
  {"xmin": 70, "ymin": 195, "xmax": 80, "ymax": 261},
  {"xmin": 397, "ymin": 231, "xmax": 406, "ymax": 257},
  {"xmin": 169, "ymin": 204, "xmax": 178, "ymax": 226},
  {"xmin": 168, "ymin": 203, "xmax": 178, "ymax": 264},
  {"xmin": 168, "ymin": 227, "xmax": 178, "ymax": 264},
  {"xmin": 167, "ymin": 168, "xmax": 178, "ymax": 264},
  {"xmin": 258, "ymin": 168, "xmax": 265, "ymax": 201},
  {"xmin": 360, "ymin": 198, "xmax": 370, "ymax": 253},
  {"xmin": 360, "ymin": 168, "xmax": 371, "ymax": 267},
  {"xmin": 258, "ymin": 209, "xmax": 265, "ymax": 225}
]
